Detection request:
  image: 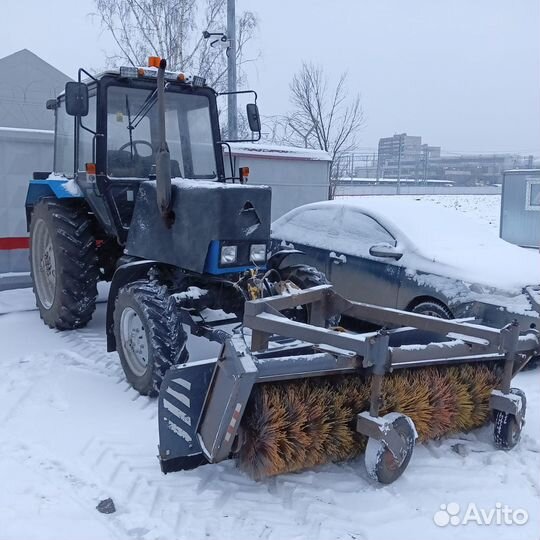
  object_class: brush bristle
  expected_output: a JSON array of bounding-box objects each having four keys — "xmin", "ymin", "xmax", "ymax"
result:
[{"xmin": 237, "ymin": 364, "xmax": 501, "ymax": 479}]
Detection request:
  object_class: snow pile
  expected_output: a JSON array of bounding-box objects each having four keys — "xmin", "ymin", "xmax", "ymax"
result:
[{"xmin": 63, "ymin": 179, "xmax": 83, "ymax": 196}]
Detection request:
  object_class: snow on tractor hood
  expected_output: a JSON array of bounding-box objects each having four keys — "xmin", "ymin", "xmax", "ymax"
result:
[{"xmin": 344, "ymin": 197, "xmax": 540, "ymax": 293}]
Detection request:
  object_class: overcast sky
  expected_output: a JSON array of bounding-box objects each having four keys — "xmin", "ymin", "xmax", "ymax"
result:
[{"xmin": 2, "ymin": 0, "xmax": 539, "ymax": 154}]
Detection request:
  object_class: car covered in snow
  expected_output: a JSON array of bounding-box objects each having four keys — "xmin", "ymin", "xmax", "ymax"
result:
[{"xmin": 271, "ymin": 197, "xmax": 540, "ymax": 331}]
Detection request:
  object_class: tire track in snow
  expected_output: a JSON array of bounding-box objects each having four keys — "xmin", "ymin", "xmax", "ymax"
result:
[
  {"xmin": 0, "ymin": 355, "xmax": 53, "ymax": 424},
  {"xmin": 59, "ymin": 330, "xmax": 123, "ymax": 379},
  {"xmin": 58, "ymin": 329, "xmax": 157, "ymax": 419},
  {"xmin": 80, "ymin": 435, "xmax": 380, "ymax": 540}
]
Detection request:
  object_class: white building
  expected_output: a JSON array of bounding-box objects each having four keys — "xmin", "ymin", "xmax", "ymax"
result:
[{"xmin": 0, "ymin": 50, "xmax": 71, "ymax": 290}]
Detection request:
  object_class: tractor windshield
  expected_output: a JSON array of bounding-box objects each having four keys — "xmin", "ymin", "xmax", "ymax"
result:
[{"xmin": 107, "ymin": 86, "xmax": 217, "ymax": 179}]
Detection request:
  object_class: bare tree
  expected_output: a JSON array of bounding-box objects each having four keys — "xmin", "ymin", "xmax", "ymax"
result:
[
  {"xmin": 268, "ymin": 62, "xmax": 364, "ymax": 198},
  {"xmin": 93, "ymin": 0, "xmax": 257, "ymax": 91}
]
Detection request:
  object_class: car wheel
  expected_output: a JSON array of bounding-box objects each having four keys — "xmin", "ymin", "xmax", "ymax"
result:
[{"xmin": 411, "ymin": 300, "xmax": 453, "ymax": 319}]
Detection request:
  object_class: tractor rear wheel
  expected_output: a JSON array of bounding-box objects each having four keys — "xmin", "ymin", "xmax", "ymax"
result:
[
  {"xmin": 114, "ymin": 280, "xmax": 189, "ymax": 396},
  {"xmin": 29, "ymin": 199, "xmax": 99, "ymax": 329}
]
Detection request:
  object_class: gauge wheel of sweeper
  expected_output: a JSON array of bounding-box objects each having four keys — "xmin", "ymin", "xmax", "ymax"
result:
[
  {"xmin": 113, "ymin": 279, "xmax": 189, "ymax": 396},
  {"xmin": 410, "ymin": 298, "xmax": 453, "ymax": 319},
  {"xmin": 493, "ymin": 388, "xmax": 526, "ymax": 450},
  {"xmin": 278, "ymin": 264, "xmax": 341, "ymax": 327},
  {"xmin": 29, "ymin": 199, "xmax": 99, "ymax": 330},
  {"xmin": 365, "ymin": 413, "xmax": 416, "ymax": 484}
]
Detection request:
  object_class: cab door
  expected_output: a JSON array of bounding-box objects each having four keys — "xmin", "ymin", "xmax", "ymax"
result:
[{"xmin": 327, "ymin": 208, "xmax": 403, "ymax": 307}]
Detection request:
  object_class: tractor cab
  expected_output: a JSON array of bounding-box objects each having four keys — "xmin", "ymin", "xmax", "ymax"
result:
[{"xmin": 37, "ymin": 58, "xmax": 261, "ymax": 246}]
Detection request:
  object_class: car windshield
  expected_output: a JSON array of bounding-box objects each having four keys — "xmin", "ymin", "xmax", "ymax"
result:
[{"xmin": 107, "ymin": 85, "xmax": 217, "ymax": 179}]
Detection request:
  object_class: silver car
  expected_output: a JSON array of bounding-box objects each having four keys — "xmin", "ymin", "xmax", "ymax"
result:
[{"xmin": 271, "ymin": 198, "xmax": 540, "ymax": 331}]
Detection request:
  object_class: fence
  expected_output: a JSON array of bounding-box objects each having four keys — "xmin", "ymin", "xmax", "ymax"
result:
[{"xmin": 335, "ymin": 184, "xmax": 502, "ymax": 197}]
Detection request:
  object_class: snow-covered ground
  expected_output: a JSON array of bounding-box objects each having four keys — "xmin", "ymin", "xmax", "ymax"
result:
[
  {"xmin": 1, "ymin": 194, "xmax": 539, "ymax": 540},
  {"xmin": 340, "ymin": 194, "xmax": 502, "ymax": 232}
]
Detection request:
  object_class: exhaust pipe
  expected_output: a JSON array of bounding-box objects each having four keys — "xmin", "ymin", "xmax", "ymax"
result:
[{"xmin": 156, "ymin": 59, "xmax": 173, "ymax": 226}]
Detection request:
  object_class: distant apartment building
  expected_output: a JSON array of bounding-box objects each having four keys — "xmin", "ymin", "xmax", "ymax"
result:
[
  {"xmin": 375, "ymin": 133, "xmax": 535, "ymax": 185},
  {"xmin": 428, "ymin": 154, "xmax": 528, "ymax": 185},
  {"xmin": 377, "ymin": 133, "xmax": 441, "ymax": 181}
]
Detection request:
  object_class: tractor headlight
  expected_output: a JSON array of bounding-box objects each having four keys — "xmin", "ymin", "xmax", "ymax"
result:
[
  {"xmin": 220, "ymin": 245, "xmax": 237, "ymax": 265},
  {"xmin": 250, "ymin": 243, "xmax": 267, "ymax": 263}
]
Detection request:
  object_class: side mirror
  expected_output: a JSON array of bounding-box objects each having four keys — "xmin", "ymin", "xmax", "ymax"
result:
[
  {"xmin": 246, "ymin": 103, "xmax": 261, "ymax": 133},
  {"xmin": 65, "ymin": 82, "xmax": 89, "ymax": 117},
  {"xmin": 369, "ymin": 242, "xmax": 403, "ymax": 260}
]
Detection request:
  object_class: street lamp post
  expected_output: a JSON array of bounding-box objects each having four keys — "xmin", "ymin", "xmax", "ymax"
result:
[{"xmin": 227, "ymin": 0, "xmax": 238, "ymax": 139}]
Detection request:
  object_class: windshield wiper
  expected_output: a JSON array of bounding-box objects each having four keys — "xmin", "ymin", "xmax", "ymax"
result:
[
  {"xmin": 125, "ymin": 95, "xmax": 134, "ymax": 159},
  {"xmin": 127, "ymin": 83, "xmax": 170, "ymax": 133}
]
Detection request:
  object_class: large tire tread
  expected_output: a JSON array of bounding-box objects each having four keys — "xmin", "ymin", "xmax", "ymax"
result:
[
  {"xmin": 278, "ymin": 264, "xmax": 340, "ymax": 326},
  {"xmin": 30, "ymin": 199, "xmax": 99, "ymax": 330},
  {"xmin": 410, "ymin": 298, "xmax": 453, "ymax": 320},
  {"xmin": 280, "ymin": 264, "xmax": 329, "ymax": 289},
  {"xmin": 114, "ymin": 280, "xmax": 189, "ymax": 396}
]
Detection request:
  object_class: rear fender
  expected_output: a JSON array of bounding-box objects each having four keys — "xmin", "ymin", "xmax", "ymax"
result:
[{"xmin": 25, "ymin": 179, "xmax": 83, "ymax": 229}]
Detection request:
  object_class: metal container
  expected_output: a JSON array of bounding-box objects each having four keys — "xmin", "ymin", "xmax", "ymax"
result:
[{"xmin": 500, "ymin": 169, "xmax": 540, "ymax": 248}]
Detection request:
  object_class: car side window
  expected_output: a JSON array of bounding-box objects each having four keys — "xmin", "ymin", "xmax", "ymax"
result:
[
  {"xmin": 335, "ymin": 208, "xmax": 396, "ymax": 256},
  {"xmin": 277, "ymin": 206, "xmax": 343, "ymax": 250}
]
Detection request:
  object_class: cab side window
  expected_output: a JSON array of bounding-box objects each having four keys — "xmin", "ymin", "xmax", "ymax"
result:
[
  {"xmin": 54, "ymin": 101, "xmax": 74, "ymax": 176},
  {"xmin": 78, "ymin": 94, "xmax": 97, "ymax": 170}
]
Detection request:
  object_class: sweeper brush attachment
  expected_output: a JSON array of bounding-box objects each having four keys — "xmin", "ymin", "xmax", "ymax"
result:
[
  {"xmin": 158, "ymin": 285, "xmax": 539, "ymax": 484},
  {"xmin": 238, "ymin": 364, "xmax": 500, "ymax": 479}
]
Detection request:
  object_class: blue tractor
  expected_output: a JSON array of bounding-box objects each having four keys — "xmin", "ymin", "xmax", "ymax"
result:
[{"xmin": 26, "ymin": 58, "xmax": 328, "ymax": 396}]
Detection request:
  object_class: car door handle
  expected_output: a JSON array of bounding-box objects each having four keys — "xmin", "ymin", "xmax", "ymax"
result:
[{"xmin": 329, "ymin": 252, "xmax": 347, "ymax": 265}]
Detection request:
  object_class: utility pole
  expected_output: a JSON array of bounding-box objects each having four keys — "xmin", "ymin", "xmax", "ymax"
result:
[
  {"xmin": 423, "ymin": 145, "xmax": 429, "ymax": 183},
  {"xmin": 227, "ymin": 0, "xmax": 238, "ymax": 139}
]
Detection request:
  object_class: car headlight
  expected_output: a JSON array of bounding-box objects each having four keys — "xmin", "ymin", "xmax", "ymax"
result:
[
  {"xmin": 250, "ymin": 243, "xmax": 267, "ymax": 263},
  {"xmin": 220, "ymin": 245, "xmax": 237, "ymax": 265}
]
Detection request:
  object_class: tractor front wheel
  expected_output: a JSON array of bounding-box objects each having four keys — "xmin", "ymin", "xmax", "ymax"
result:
[
  {"xmin": 278, "ymin": 264, "xmax": 340, "ymax": 327},
  {"xmin": 114, "ymin": 280, "xmax": 189, "ymax": 396},
  {"xmin": 29, "ymin": 199, "xmax": 99, "ymax": 329}
]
